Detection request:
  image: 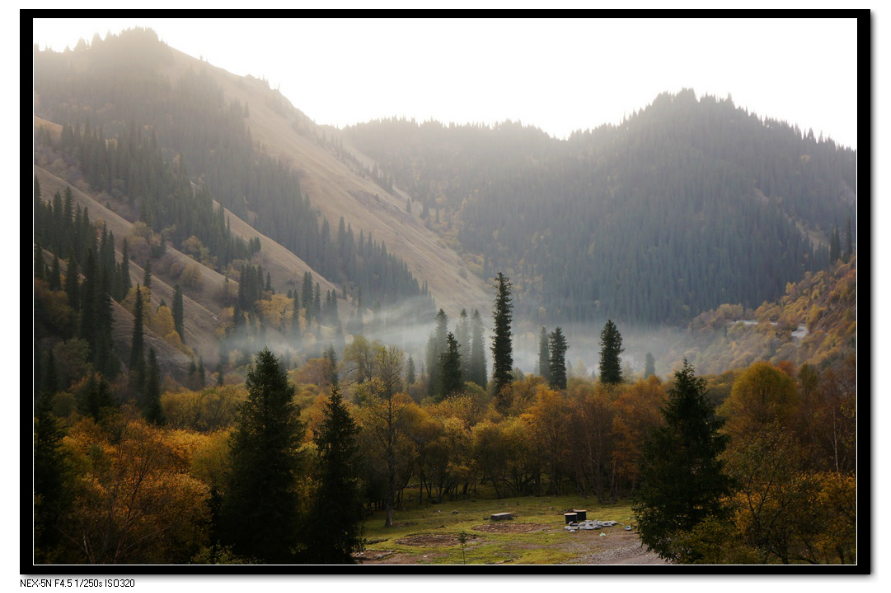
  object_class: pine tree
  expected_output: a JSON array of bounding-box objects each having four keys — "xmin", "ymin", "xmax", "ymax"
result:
[
  {"xmin": 221, "ymin": 348, "xmax": 305, "ymax": 563},
  {"xmin": 34, "ymin": 242, "xmax": 46, "ymax": 281},
  {"xmin": 426, "ymin": 309, "xmax": 449, "ymax": 398},
  {"xmin": 304, "ymin": 385, "xmax": 365, "ymax": 563},
  {"xmin": 301, "ymin": 272, "xmax": 314, "ymax": 325},
  {"xmin": 323, "ymin": 344, "xmax": 339, "ymax": 386},
  {"xmin": 644, "ymin": 353, "xmax": 656, "ymax": 379},
  {"xmin": 455, "ymin": 309, "xmax": 471, "ymax": 379},
  {"xmin": 440, "ymin": 332, "xmax": 463, "ymax": 399},
  {"xmin": 78, "ymin": 372, "xmax": 116, "ymax": 422},
  {"xmin": 633, "ymin": 360, "xmax": 732, "ymax": 561},
  {"xmin": 173, "ymin": 284, "xmax": 185, "ymax": 342},
  {"xmin": 79, "ymin": 249, "xmax": 98, "ymax": 350},
  {"xmin": 143, "ymin": 347, "xmax": 166, "ymax": 425},
  {"xmin": 548, "ymin": 327, "xmax": 568, "ymax": 390},
  {"xmin": 538, "ymin": 326, "xmax": 550, "ymax": 382},
  {"xmin": 845, "ymin": 214, "xmax": 853, "ymax": 261},
  {"xmin": 119, "ymin": 239, "xmax": 131, "ymax": 301},
  {"xmin": 830, "ymin": 226, "xmax": 841, "ymax": 263},
  {"xmin": 64, "ymin": 257, "xmax": 79, "ymax": 312},
  {"xmin": 599, "ymin": 319, "xmax": 624, "ymax": 385},
  {"xmin": 490, "ymin": 273, "xmax": 513, "ymax": 402},
  {"xmin": 49, "ymin": 254, "xmax": 62, "ymax": 291},
  {"xmin": 142, "ymin": 258, "xmax": 152, "ymax": 290},
  {"xmin": 468, "ymin": 309, "xmax": 487, "ymax": 389},
  {"xmin": 34, "ymin": 391, "xmax": 71, "ymax": 563},
  {"xmin": 130, "ymin": 284, "xmax": 145, "ymax": 371},
  {"xmin": 406, "ymin": 355, "xmax": 416, "ymax": 386}
]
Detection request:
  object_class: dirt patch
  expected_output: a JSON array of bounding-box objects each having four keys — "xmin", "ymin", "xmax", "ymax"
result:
[
  {"xmin": 395, "ymin": 533, "xmax": 479, "ymax": 547},
  {"xmin": 566, "ymin": 529, "xmax": 668, "ymax": 565},
  {"xmin": 472, "ymin": 522, "xmax": 550, "ymax": 534}
]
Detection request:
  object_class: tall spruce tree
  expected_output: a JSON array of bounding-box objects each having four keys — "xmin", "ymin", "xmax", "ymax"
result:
[
  {"xmin": 142, "ymin": 258, "xmax": 152, "ymax": 290},
  {"xmin": 301, "ymin": 272, "xmax": 314, "ymax": 325},
  {"xmin": 845, "ymin": 214, "xmax": 853, "ymax": 261},
  {"xmin": 468, "ymin": 309, "xmax": 487, "ymax": 389},
  {"xmin": 490, "ymin": 273, "xmax": 513, "ymax": 402},
  {"xmin": 548, "ymin": 327, "xmax": 568, "ymax": 390},
  {"xmin": 129, "ymin": 284, "xmax": 145, "ymax": 371},
  {"xmin": 644, "ymin": 353, "xmax": 657, "ymax": 379},
  {"xmin": 34, "ymin": 391, "xmax": 71, "ymax": 563},
  {"xmin": 304, "ymin": 385, "xmax": 365, "ymax": 563},
  {"xmin": 221, "ymin": 348, "xmax": 305, "ymax": 563},
  {"xmin": 599, "ymin": 319, "xmax": 624, "ymax": 385},
  {"xmin": 64, "ymin": 256, "xmax": 79, "ymax": 313},
  {"xmin": 538, "ymin": 326, "xmax": 550, "ymax": 382},
  {"xmin": 406, "ymin": 355, "xmax": 416, "ymax": 386},
  {"xmin": 633, "ymin": 360, "xmax": 732, "ymax": 561},
  {"xmin": 49, "ymin": 254, "xmax": 62, "ymax": 291},
  {"xmin": 143, "ymin": 347, "xmax": 165, "ymax": 425},
  {"xmin": 440, "ymin": 332, "xmax": 463, "ymax": 399},
  {"xmin": 119, "ymin": 238, "xmax": 132, "ymax": 300},
  {"xmin": 426, "ymin": 309, "xmax": 449, "ymax": 398},
  {"xmin": 173, "ymin": 284, "xmax": 185, "ymax": 343},
  {"xmin": 455, "ymin": 309, "xmax": 471, "ymax": 379}
]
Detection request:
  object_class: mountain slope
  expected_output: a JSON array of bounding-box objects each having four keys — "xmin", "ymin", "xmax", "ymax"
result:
[
  {"xmin": 345, "ymin": 91, "xmax": 857, "ymax": 327},
  {"xmin": 32, "ymin": 29, "xmax": 490, "ymax": 318}
]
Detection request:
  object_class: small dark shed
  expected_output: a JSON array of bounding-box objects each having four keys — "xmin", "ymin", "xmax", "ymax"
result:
[{"xmin": 564, "ymin": 512, "xmax": 578, "ymax": 524}]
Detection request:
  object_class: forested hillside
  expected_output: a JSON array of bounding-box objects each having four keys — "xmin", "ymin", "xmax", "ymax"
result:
[
  {"xmin": 345, "ymin": 90, "xmax": 856, "ymax": 326},
  {"xmin": 33, "ymin": 28, "xmax": 432, "ymax": 314}
]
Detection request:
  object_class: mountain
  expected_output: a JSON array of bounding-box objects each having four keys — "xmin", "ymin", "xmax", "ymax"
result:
[
  {"xmin": 344, "ymin": 90, "xmax": 857, "ymax": 328},
  {"xmin": 32, "ymin": 28, "xmax": 490, "ymax": 319}
]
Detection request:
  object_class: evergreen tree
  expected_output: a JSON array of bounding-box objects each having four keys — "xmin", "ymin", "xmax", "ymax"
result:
[
  {"xmin": 129, "ymin": 284, "xmax": 145, "ymax": 371},
  {"xmin": 78, "ymin": 373, "xmax": 116, "ymax": 422},
  {"xmin": 43, "ymin": 349, "xmax": 58, "ymax": 397},
  {"xmin": 142, "ymin": 258, "xmax": 152, "ymax": 290},
  {"xmin": 143, "ymin": 347, "xmax": 166, "ymax": 425},
  {"xmin": 830, "ymin": 226, "xmax": 841, "ymax": 263},
  {"xmin": 406, "ymin": 355, "xmax": 416, "ymax": 386},
  {"xmin": 599, "ymin": 319, "xmax": 624, "ymax": 385},
  {"xmin": 64, "ymin": 257, "xmax": 79, "ymax": 312},
  {"xmin": 490, "ymin": 273, "xmax": 513, "ymax": 402},
  {"xmin": 304, "ymin": 385, "xmax": 365, "ymax": 563},
  {"xmin": 468, "ymin": 309, "xmax": 487, "ymax": 389},
  {"xmin": 440, "ymin": 332, "xmax": 463, "ymax": 399},
  {"xmin": 324, "ymin": 344, "xmax": 339, "ymax": 386},
  {"xmin": 455, "ymin": 309, "xmax": 471, "ymax": 379},
  {"xmin": 197, "ymin": 356, "xmax": 206, "ymax": 388},
  {"xmin": 644, "ymin": 352, "xmax": 656, "ymax": 379},
  {"xmin": 79, "ymin": 249, "xmax": 98, "ymax": 350},
  {"xmin": 34, "ymin": 242, "xmax": 46, "ymax": 281},
  {"xmin": 34, "ymin": 391, "xmax": 71, "ymax": 563},
  {"xmin": 538, "ymin": 326, "xmax": 550, "ymax": 382},
  {"xmin": 301, "ymin": 272, "xmax": 314, "ymax": 325},
  {"xmin": 221, "ymin": 348, "xmax": 305, "ymax": 563},
  {"xmin": 633, "ymin": 360, "xmax": 732, "ymax": 561},
  {"xmin": 119, "ymin": 238, "xmax": 132, "ymax": 300},
  {"xmin": 845, "ymin": 214, "xmax": 853, "ymax": 261},
  {"xmin": 426, "ymin": 309, "xmax": 449, "ymax": 398},
  {"xmin": 49, "ymin": 254, "xmax": 62, "ymax": 291},
  {"xmin": 173, "ymin": 284, "xmax": 185, "ymax": 342},
  {"xmin": 547, "ymin": 327, "xmax": 568, "ymax": 390}
]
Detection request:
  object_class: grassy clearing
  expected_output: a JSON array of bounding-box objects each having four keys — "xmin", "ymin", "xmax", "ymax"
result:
[{"xmin": 358, "ymin": 495, "xmax": 645, "ymax": 565}]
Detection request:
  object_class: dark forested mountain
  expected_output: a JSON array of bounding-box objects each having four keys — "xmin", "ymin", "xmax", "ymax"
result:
[
  {"xmin": 345, "ymin": 90, "xmax": 856, "ymax": 326},
  {"xmin": 33, "ymin": 28, "xmax": 428, "ymax": 311}
]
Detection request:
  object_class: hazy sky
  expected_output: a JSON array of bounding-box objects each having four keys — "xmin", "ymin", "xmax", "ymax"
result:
[{"xmin": 31, "ymin": 17, "xmax": 859, "ymax": 149}]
